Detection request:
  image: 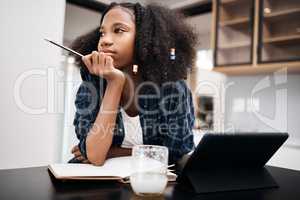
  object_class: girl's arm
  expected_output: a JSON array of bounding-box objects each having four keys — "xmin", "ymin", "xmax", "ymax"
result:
[
  {"xmin": 85, "ymin": 80, "xmax": 124, "ymax": 165},
  {"xmin": 82, "ymin": 51, "xmax": 126, "ymax": 166},
  {"xmin": 71, "ymin": 144, "xmax": 132, "ymax": 163},
  {"xmin": 107, "ymin": 146, "xmax": 132, "ymax": 158}
]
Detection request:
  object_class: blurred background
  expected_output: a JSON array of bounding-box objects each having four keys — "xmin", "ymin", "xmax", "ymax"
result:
[{"xmin": 0, "ymin": 0, "xmax": 299, "ymax": 170}]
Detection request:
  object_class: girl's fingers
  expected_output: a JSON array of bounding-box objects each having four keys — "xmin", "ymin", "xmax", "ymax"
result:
[
  {"xmin": 99, "ymin": 52, "xmax": 105, "ymax": 68},
  {"xmin": 82, "ymin": 55, "xmax": 92, "ymax": 69},
  {"xmin": 105, "ymin": 56, "xmax": 113, "ymax": 67},
  {"xmin": 83, "ymin": 52, "xmax": 116, "ymax": 78},
  {"xmin": 76, "ymin": 156, "xmax": 85, "ymax": 161},
  {"xmin": 86, "ymin": 54, "xmax": 93, "ymax": 67},
  {"xmin": 71, "ymin": 145, "xmax": 79, "ymax": 153},
  {"xmin": 91, "ymin": 51, "xmax": 99, "ymax": 66},
  {"xmin": 73, "ymin": 150, "xmax": 81, "ymax": 157}
]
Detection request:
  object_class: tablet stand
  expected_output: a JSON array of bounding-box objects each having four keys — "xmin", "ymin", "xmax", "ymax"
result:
[{"xmin": 178, "ymin": 167, "xmax": 278, "ymax": 194}]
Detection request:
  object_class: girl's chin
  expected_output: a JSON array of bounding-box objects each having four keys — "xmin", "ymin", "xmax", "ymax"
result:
[
  {"xmin": 114, "ymin": 65, "xmax": 127, "ymax": 71},
  {"xmin": 108, "ymin": 52, "xmax": 117, "ymax": 56},
  {"xmin": 118, "ymin": 65, "xmax": 132, "ymax": 73},
  {"xmin": 113, "ymin": 61, "xmax": 132, "ymax": 71},
  {"xmin": 113, "ymin": 62, "xmax": 121, "ymax": 69},
  {"xmin": 116, "ymin": 65, "xmax": 127, "ymax": 71}
]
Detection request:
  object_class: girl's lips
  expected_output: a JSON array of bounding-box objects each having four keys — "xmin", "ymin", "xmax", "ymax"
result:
[
  {"xmin": 104, "ymin": 53, "xmax": 116, "ymax": 58},
  {"xmin": 100, "ymin": 51, "xmax": 117, "ymax": 57},
  {"xmin": 100, "ymin": 49, "xmax": 116, "ymax": 54}
]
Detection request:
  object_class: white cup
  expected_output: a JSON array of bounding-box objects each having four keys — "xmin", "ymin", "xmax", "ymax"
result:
[{"xmin": 130, "ymin": 145, "xmax": 169, "ymax": 196}]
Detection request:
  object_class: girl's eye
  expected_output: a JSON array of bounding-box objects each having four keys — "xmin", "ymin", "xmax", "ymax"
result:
[{"xmin": 114, "ymin": 28, "xmax": 125, "ymax": 33}]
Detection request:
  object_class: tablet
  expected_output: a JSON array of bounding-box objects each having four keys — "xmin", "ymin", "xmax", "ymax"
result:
[
  {"xmin": 177, "ymin": 132, "xmax": 289, "ymax": 193},
  {"xmin": 183, "ymin": 132, "xmax": 289, "ymax": 170}
]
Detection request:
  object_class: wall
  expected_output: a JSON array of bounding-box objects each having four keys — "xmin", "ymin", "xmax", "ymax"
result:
[
  {"xmin": 61, "ymin": 4, "xmax": 102, "ymax": 163},
  {"xmin": 63, "ymin": 3, "xmax": 101, "ymax": 45},
  {"xmin": 187, "ymin": 13, "xmax": 211, "ymax": 50},
  {"xmin": 224, "ymin": 74, "xmax": 300, "ymax": 170},
  {"xmin": 0, "ymin": 0, "xmax": 65, "ymax": 169},
  {"xmin": 189, "ymin": 12, "xmax": 300, "ymax": 171}
]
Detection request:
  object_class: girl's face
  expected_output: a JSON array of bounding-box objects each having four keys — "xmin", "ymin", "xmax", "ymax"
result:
[{"xmin": 98, "ymin": 7, "xmax": 136, "ymax": 69}]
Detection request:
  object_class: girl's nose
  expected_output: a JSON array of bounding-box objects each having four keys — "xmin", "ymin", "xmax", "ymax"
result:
[
  {"xmin": 100, "ymin": 36, "xmax": 113, "ymax": 48},
  {"xmin": 101, "ymin": 40, "xmax": 113, "ymax": 47}
]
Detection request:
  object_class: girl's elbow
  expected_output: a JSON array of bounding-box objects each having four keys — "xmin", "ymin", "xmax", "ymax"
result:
[
  {"xmin": 85, "ymin": 134, "xmax": 111, "ymax": 166},
  {"xmin": 87, "ymin": 153, "xmax": 106, "ymax": 166},
  {"xmin": 86, "ymin": 149, "xmax": 106, "ymax": 166},
  {"xmin": 91, "ymin": 159, "xmax": 105, "ymax": 166}
]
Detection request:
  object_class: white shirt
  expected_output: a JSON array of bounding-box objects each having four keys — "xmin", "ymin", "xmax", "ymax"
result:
[{"xmin": 120, "ymin": 109, "xmax": 143, "ymax": 148}]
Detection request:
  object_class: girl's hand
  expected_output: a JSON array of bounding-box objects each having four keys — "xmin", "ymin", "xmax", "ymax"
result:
[
  {"xmin": 71, "ymin": 145, "xmax": 90, "ymax": 164},
  {"xmin": 82, "ymin": 51, "xmax": 125, "ymax": 83}
]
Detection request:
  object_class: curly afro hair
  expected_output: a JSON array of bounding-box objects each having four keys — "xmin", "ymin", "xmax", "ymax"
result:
[{"xmin": 70, "ymin": 2, "xmax": 198, "ymax": 85}]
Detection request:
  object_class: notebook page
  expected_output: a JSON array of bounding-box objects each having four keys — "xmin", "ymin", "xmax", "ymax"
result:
[
  {"xmin": 49, "ymin": 156, "xmax": 134, "ymax": 178},
  {"xmin": 49, "ymin": 156, "xmax": 177, "ymax": 181}
]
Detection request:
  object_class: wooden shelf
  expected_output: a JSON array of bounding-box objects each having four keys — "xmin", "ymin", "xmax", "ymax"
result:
[
  {"xmin": 263, "ymin": 34, "xmax": 300, "ymax": 44},
  {"xmin": 219, "ymin": 17, "xmax": 249, "ymax": 26},
  {"xmin": 218, "ymin": 41, "xmax": 251, "ymax": 49},
  {"xmin": 213, "ymin": 0, "xmax": 300, "ymax": 75},
  {"xmin": 215, "ymin": 0, "xmax": 253, "ymax": 67},
  {"xmin": 213, "ymin": 62, "xmax": 300, "ymax": 75},
  {"xmin": 264, "ymin": 7, "xmax": 300, "ymax": 19},
  {"xmin": 221, "ymin": 0, "xmax": 249, "ymax": 5},
  {"xmin": 221, "ymin": 0, "xmax": 238, "ymax": 4}
]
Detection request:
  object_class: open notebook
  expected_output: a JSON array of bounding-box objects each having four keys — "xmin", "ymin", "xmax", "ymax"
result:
[{"xmin": 48, "ymin": 156, "xmax": 177, "ymax": 183}]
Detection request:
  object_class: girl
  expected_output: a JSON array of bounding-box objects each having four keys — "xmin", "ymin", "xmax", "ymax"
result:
[{"xmin": 69, "ymin": 2, "xmax": 198, "ymax": 166}]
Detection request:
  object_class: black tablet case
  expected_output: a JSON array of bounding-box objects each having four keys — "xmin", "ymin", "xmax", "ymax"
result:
[{"xmin": 177, "ymin": 132, "xmax": 289, "ymax": 194}]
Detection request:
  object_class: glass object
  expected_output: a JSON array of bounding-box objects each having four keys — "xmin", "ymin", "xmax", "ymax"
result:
[
  {"xmin": 258, "ymin": 0, "xmax": 300, "ymax": 63},
  {"xmin": 215, "ymin": 0, "xmax": 255, "ymax": 66},
  {"xmin": 130, "ymin": 145, "xmax": 169, "ymax": 196}
]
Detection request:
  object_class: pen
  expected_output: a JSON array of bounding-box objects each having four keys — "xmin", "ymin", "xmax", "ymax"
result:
[{"xmin": 44, "ymin": 38, "xmax": 84, "ymax": 58}]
